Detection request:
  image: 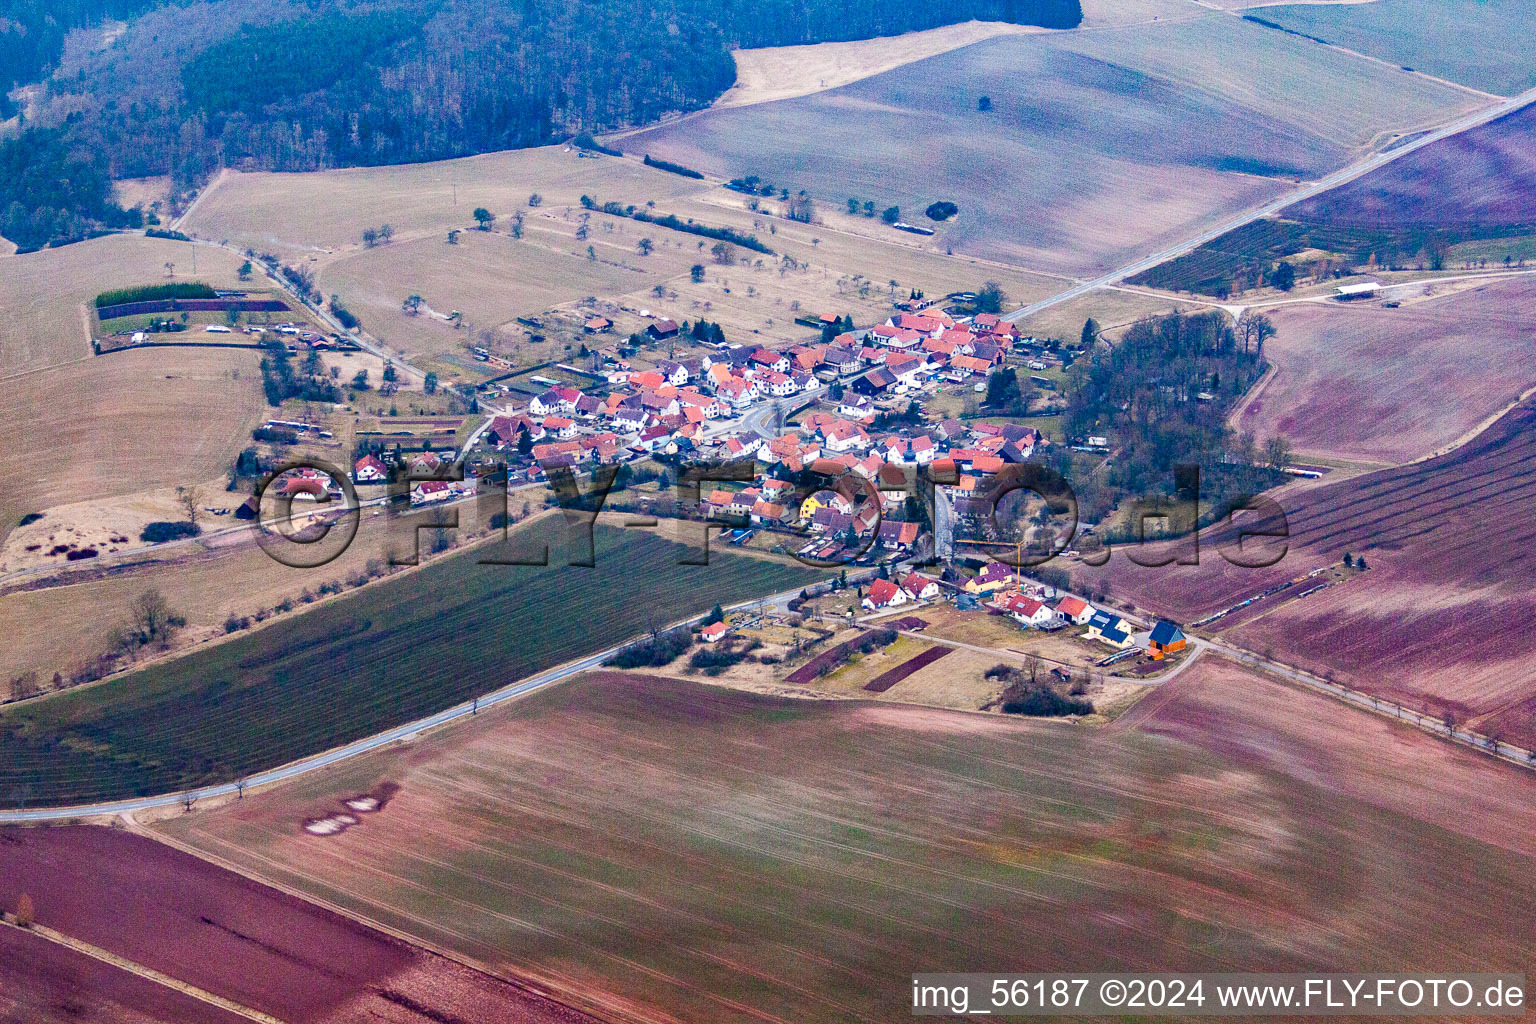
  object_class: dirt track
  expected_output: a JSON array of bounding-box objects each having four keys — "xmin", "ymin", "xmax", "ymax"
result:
[{"xmin": 1075, "ymin": 399, "xmax": 1536, "ymax": 745}]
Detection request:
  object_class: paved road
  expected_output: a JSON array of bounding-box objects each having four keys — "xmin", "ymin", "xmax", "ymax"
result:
[
  {"xmin": 0, "ymin": 581, "xmax": 823, "ymax": 823},
  {"xmin": 1004, "ymin": 86, "xmax": 1536, "ymax": 323},
  {"xmin": 740, "ymin": 386, "xmax": 827, "ymax": 440}
]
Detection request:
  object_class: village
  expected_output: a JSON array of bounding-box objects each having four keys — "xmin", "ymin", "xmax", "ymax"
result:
[
  {"xmin": 363, "ymin": 296, "xmax": 1073, "ymax": 552},
  {"xmin": 322, "ymin": 293, "xmax": 1192, "ymax": 716}
]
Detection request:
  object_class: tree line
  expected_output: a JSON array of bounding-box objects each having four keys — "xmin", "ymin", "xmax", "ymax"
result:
[{"xmin": 4, "ymin": 0, "xmax": 1080, "ymax": 248}]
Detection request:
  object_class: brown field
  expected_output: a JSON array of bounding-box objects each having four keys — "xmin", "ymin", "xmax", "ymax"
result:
[
  {"xmin": 0, "ymin": 472, "xmax": 230, "ymax": 576},
  {"xmin": 179, "ymin": 149, "xmax": 711, "ymax": 260},
  {"xmin": 0, "ymin": 924, "xmax": 246, "ymax": 1024},
  {"xmin": 157, "ymin": 669, "xmax": 1536, "ymax": 1024},
  {"xmin": 0, "ymin": 826, "xmax": 597, "ymax": 1023},
  {"xmin": 1048, "ymin": 10, "xmax": 1480, "ymax": 151},
  {"xmin": 182, "ymin": 153, "xmax": 1062, "ymax": 366},
  {"xmin": 1233, "ymin": 275, "xmax": 1536, "ymax": 463},
  {"xmin": 710, "ymin": 21, "xmax": 1050, "ymax": 109},
  {"xmin": 1073, "ymin": 401, "xmax": 1536, "ymax": 745},
  {"xmin": 0, "ymin": 346, "xmax": 266, "ymax": 550},
  {"xmin": 317, "ymin": 224, "xmax": 687, "ymax": 360},
  {"xmin": 1078, "ymin": 0, "xmax": 1202, "ymax": 26},
  {"xmin": 1119, "ymin": 653, "xmax": 1536, "ymax": 859},
  {"xmin": 0, "ymin": 234, "xmax": 251, "ymax": 375},
  {"xmin": 622, "ymin": 14, "xmax": 1476, "ymax": 275}
]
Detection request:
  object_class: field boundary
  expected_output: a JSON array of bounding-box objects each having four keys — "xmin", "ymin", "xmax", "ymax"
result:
[
  {"xmin": 0, "ymin": 916, "xmax": 282, "ymax": 1023},
  {"xmin": 862, "ymin": 646, "xmax": 953, "ymax": 692},
  {"xmin": 129, "ymin": 819, "xmax": 637, "ymax": 1024},
  {"xmin": 1191, "ymin": 638, "xmax": 1536, "ymax": 770},
  {"xmin": 0, "ymin": 575, "xmax": 817, "ymax": 822}
]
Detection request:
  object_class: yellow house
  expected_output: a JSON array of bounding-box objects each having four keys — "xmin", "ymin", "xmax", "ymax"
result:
[{"xmin": 963, "ymin": 561, "xmax": 1016, "ymax": 594}]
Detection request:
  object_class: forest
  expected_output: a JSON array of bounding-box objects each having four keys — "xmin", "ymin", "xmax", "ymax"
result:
[
  {"xmin": 1056, "ymin": 310, "xmax": 1287, "ymax": 525},
  {"xmin": 1, "ymin": 0, "xmax": 1081, "ymax": 249}
]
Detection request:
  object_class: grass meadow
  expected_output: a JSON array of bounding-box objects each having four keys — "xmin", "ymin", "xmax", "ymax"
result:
[
  {"xmin": 0, "ymin": 234, "xmax": 251, "ymax": 376},
  {"xmin": 0, "ymin": 527, "xmax": 822, "ymax": 807},
  {"xmin": 0, "ymin": 345, "xmax": 266, "ymax": 548}
]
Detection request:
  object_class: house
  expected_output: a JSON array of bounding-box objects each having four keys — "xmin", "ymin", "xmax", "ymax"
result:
[
  {"xmin": 703, "ymin": 489, "xmax": 737, "ymax": 515},
  {"xmin": 487, "ymin": 414, "xmax": 543, "ymax": 447},
  {"xmin": 726, "ymin": 488, "xmax": 760, "ymax": 516},
  {"xmin": 964, "ymin": 561, "xmax": 1016, "ymax": 594},
  {"xmin": 700, "ymin": 621, "xmax": 729, "ymax": 643},
  {"xmin": 543, "ymin": 416, "xmax": 578, "ymax": 440},
  {"xmin": 409, "ymin": 451, "xmax": 444, "ymax": 475},
  {"xmin": 862, "ymin": 577, "xmax": 910, "ymax": 611},
  {"xmin": 676, "ymin": 391, "xmax": 726, "ymax": 419},
  {"xmin": 584, "ymin": 316, "xmax": 613, "ymax": 334},
  {"xmin": 838, "ymin": 395, "xmax": 874, "ymax": 419},
  {"xmin": 1054, "ymin": 595, "xmax": 1096, "ymax": 625},
  {"xmin": 851, "ymin": 367, "xmax": 896, "ymax": 395},
  {"xmin": 612, "ymin": 407, "xmax": 648, "ymax": 432},
  {"xmin": 1146, "ymin": 620, "xmax": 1187, "ymax": 659},
  {"xmin": 750, "ymin": 500, "xmax": 788, "ymax": 525},
  {"xmin": 901, "ymin": 573, "xmax": 940, "ymax": 601},
  {"xmin": 876, "ymin": 520, "xmax": 921, "ymax": 549},
  {"xmin": 530, "ymin": 387, "xmax": 578, "ymax": 415},
  {"xmin": 822, "ymin": 346, "xmax": 861, "ymax": 375},
  {"xmin": 721, "ymin": 435, "xmax": 763, "ymax": 460},
  {"xmin": 756, "ymin": 369, "xmax": 797, "ymax": 397},
  {"xmin": 646, "ymin": 318, "xmax": 680, "ymax": 340},
  {"xmin": 716, "ymin": 377, "xmax": 757, "ymax": 408},
  {"xmin": 809, "ymin": 507, "xmax": 853, "ymax": 534},
  {"xmin": 1084, "ymin": 611, "xmax": 1134, "ymax": 649},
  {"xmin": 749, "ymin": 348, "xmax": 790, "ymax": 374},
  {"xmin": 821, "ymin": 419, "xmax": 866, "ymax": 453},
  {"xmin": 353, "ymin": 455, "xmax": 388, "ymax": 483},
  {"xmin": 654, "ymin": 359, "xmax": 690, "ymax": 385},
  {"xmin": 1003, "ymin": 594, "xmax": 1060, "ymax": 629},
  {"xmin": 410, "ymin": 479, "xmax": 455, "ymax": 507}
]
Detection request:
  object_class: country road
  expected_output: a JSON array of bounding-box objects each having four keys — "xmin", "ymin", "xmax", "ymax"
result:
[
  {"xmin": 10, "ymin": 72, "xmax": 1532, "ymax": 823},
  {"xmin": 1004, "ymin": 85, "xmax": 1536, "ymax": 323},
  {"xmin": 0, "ymin": 580, "xmax": 824, "ymax": 823}
]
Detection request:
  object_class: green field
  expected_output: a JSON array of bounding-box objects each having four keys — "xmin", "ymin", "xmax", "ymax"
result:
[{"xmin": 0, "ymin": 527, "xmax": 822, "ymax": 807}]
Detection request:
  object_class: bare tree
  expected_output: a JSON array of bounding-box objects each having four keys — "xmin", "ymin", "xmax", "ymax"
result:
[
  {"xmin": 1238, "ymin": 311, "xmax": 1276, "ymax": 359},
  {"xmin": 130, "ymin": 588, "xmax": 182, "ymax": 649},
  {"xmin": 15, "ymin": 894, "xmax": 34, "ymax": 928},
  {"xmin": 163, "ymin": 261, "xmax": 175, "ymax": 278},
  {"xmin": 9, "ymin": 672, "xmax": 40, "ymax": 700},
  {"xmin": 176, "ymin": 484, "xmax": 203, "ymax": 529},
  {"xmin": 235, "ymin": 778, "xmax": 248, "ymax": 800}
]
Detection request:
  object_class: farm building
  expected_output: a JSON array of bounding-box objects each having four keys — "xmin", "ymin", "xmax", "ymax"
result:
[
  {"xmin": 700, "ymin": 621, "xmax": 728, "ymax": 643},
  {"xmin": 1336, "ymin": 281, "xmax": 1381, "ymax": 300},
  {"xmin": 1145, "ymin": 621, "xmax": 1187, "ymax": 659},
  {"xmin": 646, "ymin": 318, "xmax": 680, "ymax": 340}
]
